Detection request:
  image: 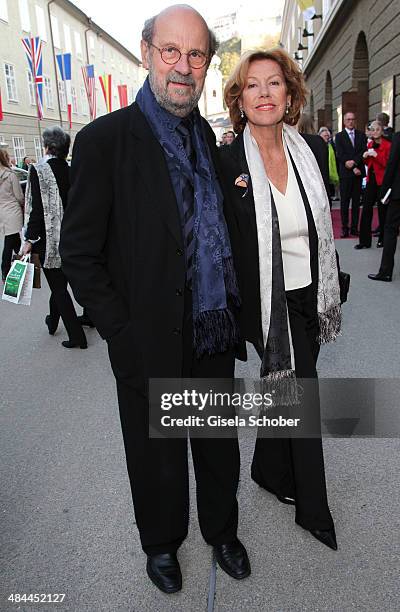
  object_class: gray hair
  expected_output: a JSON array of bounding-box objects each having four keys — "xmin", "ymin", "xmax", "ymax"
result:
[
  {"xmin": 42, "ymin": 126, "xmax": 70, "ymax": 159},
  {"xmin": 142, "ymin": 13, "xmax": 219, "ymax": 59},
  {"xmin": 318, "ymin": 126, "xmax": 330, "ymax": 135}
]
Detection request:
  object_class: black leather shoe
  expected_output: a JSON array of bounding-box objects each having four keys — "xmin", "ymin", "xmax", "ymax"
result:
[
  {"xmin": 214, "ymin": 539, "xmax": 251, "ymax": 580},
  {"xmin": 45, "ymin": 315, "xmax": 58, "ymax": 335},
  {"xmin": 340, "ymin": 229, "xmax": 349, "ymax": 238},
  {"xmin": 309, "ymin": 527, "xmax": 338, "ymax": 550},
  {"xmin": 368, "ymin": 273, "xmax": 392, "ymax": 282},
  {"xmin": 354, "ymin": 244, "xmax": 370, "ymax": 250},
  {"xmin": 376, "ymin": 241, "xmax": 383, "ymax": 248},
  {"xmin": 146, "ymin": 553, "xmax": 182, "ymax": 593},
  {"xmin": 61, "ymin": 340, "xmax": 88, "ymax": 349},
  {"xmin": 77, "ymin": 315, "xmax": 95, "ymax": 328},
  {"xmin": 251, "ymin": 472, "xmax": 295, "ymax": 505}
]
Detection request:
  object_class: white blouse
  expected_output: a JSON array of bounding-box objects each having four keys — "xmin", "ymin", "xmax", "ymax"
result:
[{"xmin": 268, "ymin": 135, "xmax": 311, "ymax": 291}]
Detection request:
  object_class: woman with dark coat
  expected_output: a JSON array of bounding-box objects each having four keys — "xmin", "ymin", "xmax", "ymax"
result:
[
  {"xmin": 219, "ymin": 49, "xmax": 341, "ymax": 550},
  {"xmin": 22, "ymin": 126, "xmax": 87, "ymax": 348}
]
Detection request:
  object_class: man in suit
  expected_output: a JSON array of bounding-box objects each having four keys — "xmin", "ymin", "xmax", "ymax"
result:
[
  {"xmin": 335, "ymin": 112, "xmax": 367, "ymax": 237},
  {"xmin": 59, "ymin": 5, "xmax": 250, "ymax": 594},
  {"xmin": 368, "ymin": 131, "xmax": 400, "ymax": 282}
]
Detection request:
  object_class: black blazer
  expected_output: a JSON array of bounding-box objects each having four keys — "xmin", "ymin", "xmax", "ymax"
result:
[
  {"xmin": 301, "ymin": 133, "xmax": 331, "ymax": 204},
  {"xmin": 334, "ymin": 129, "xmax": 367, "ymax": 178},
  {"xmin": 218, "ymin": 132, "xmax": 319, "ymax": 352},
  {"xmin": 381, "ymin": 131, "xmax": 400, "ymax": 200},
  {"xmin": 59, "ymin": 103, "xmax": 237, "ymax": 383}
]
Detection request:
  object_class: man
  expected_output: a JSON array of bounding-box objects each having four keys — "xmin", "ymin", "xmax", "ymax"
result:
[
  {"xmin": 60, "ymin": 5, "xmax": 250, "ymax": 594},
  {"xmin": 368, "ymin": 130, "xmax": 400, "ymax": 282},
  {"xmin": 220, "ymin": 131, "xmax": 228, "ymax": 146},
  {"xmin": 376, "ymin": 112, "xmax": 394, "ymax": 142},
  {"xmin": 335, "ymin": 112, "xmax": 367, "ymax": 237}
]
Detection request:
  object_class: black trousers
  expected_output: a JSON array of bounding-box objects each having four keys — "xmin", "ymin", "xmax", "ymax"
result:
[
  {"xmin": 42, "ymin": 267, "xmax": 86, "ymax": 344},
  {"xmin": 251, "ymin": 283, "xmax": 333, "ymax": 531},
  {"xmin": 359, "ymin": 174, "xmax": 387, "ymax": 246},
  {"xmin": 379, "ymin": 198, "xmax": 400, "ymax": 276},
  {"xmin": 340, "ymin": 175, "xmax": 362, "ymax": 232},
  {"xmin": 1, "ymin": 232, "xmax": 21, "ymax": 279},
  {"xmin": 116, "ymin": 290, "xmax": 240, "ymax": 555}
]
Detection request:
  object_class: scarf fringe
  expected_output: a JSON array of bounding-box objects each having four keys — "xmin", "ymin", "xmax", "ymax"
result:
[
  {"xmin": 318, "ymin": 305, "xmax": 342, "ymax": 344},
  {"xmin": 194, "ymin": 308, "xmax": 239, "ymax": 357},
  {"xmin": 223, "ymin": 256, "xmax": 241, "ymax": 308},
  {"xmin": 261, "ymin": 369, "xmax": 300, "ymax": 407}
]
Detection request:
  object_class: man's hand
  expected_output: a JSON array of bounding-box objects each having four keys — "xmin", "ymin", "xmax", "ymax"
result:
[
  {"xmin": 21, "ymin": 241, "xmax": 32, "ymax": 256},
  {"xmin": 353, "ymin": 168, "xmax": 362, "ymax": 176},
  {"xmin": 345, "ymin": 160, "xmax": 356, "ymax": 169}
]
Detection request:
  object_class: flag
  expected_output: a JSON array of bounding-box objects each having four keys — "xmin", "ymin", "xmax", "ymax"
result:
[
  {"xmin": 82, "ymin": 64, "xmax": 96, "ymax": 121},
  {"xmin": 56, "ymin": 53, "xmax": 72, "ymax": 128},
  {"xmin": 296, "ymin": 0, "xmax": 316, "ymax": 19},
  {"xmin": 117, "ymin": 84, "xmax": 128, "ymax": 108},
  {"xmin": 99, "ymin": 74, "xmax": 112, "ymax": 113},
  {"xmin": 0, "ymin": 87, "xmax": 3, "ymax": 121},
  {"xmin": 22, "ymin": 37, "xmax": 43, "ymax": 119}
]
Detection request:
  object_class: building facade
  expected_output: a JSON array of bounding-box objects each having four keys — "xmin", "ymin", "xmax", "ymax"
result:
[
  {"xmin": 281, "ymin": 0, "xmax": 400, "ymax": 133},
  {"xmin": 0, "ymin": 0, "xmax": 142, "ymax": 162}
]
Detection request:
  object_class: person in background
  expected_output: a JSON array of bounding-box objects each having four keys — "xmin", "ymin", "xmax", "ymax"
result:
[
  {"xmin": 225, "ymin": 130, "xmax": 236, "ymax": 145},
  {"xmin": 355, "ymin": 121, "xmax": 391, "ymax": 249},
  {"xmin": 21, "ymin": 156, "xmax": 33, "ymax": 171},
  {"xmin": 335, "ymin": 112, "xmax": 367, "ymax": 237},
  {"xmin": 0, "ymin": 149, "xmax": 24, "ymax": 281},
  {"xmin": 220, "ymin": 131, "xmax": 228, "ymax": 146},
  {"xmin": 221, "ymin": 48, "xmax": 341, "ymax": 552},
  {"xmin": 319, "ymin": 126, "xmax": 339, "ymax": 202},
  {"xmin": 22, "ymin": 126, "xmax": 87, "ymax": 349},
  {"xmin": 368, "ymin": 130, "xmax": 400, "ymax": 282},
  {"xmin": 376, "ymin": 112, "xmax": 394, "ymax": 142}
]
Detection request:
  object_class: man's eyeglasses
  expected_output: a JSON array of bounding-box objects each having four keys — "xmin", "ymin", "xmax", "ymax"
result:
[{"xmin": 148, "ymin": 43, "xmax": 208, "ymax": 69}]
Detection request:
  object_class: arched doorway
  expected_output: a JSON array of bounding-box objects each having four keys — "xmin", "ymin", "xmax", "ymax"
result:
[
  {"xmin": 342, "ymin": 32, "xmax": 369, "ymax": 129},
  {"xmin": 318, "ymin": 71, "xmax": 333, "ymax": 129}
]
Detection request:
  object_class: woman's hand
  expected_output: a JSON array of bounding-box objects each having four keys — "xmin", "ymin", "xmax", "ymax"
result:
[
  {"xmin": 363, "ymin": 151, "xmax": 369, "ymax": 159},
  {"xmin": 21, "ymin": 241, "xmax": 32, "ymax": 256}
]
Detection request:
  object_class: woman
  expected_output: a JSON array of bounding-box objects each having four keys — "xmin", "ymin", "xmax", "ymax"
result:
[
  {"xmin": 319, "ymin": 126, "xmax": 339, "ymax": 200},
  {"xmin": 220, "ymin": 49, "xmax": 341, "ymax": 550},
  {"xmin": 0, "ymin": 149, "xmax": 24, "ymax": 281},
  {"xmin": 22, "ymin": 126, "xmax": 87, "ymax": 349},
  {"xmin": 355, "ymin": 120, "xmax": 391, "ymax": 249}
]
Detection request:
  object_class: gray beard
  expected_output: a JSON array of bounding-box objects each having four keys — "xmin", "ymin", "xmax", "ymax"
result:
[{"xmin": 148, "ymin": 69, "xmax": 202, "ymax": 118}]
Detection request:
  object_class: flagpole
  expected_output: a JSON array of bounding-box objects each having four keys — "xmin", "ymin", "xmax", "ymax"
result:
[{"xmin": 61, "ymin": 50, "xmax": 70, "ymax": 135}]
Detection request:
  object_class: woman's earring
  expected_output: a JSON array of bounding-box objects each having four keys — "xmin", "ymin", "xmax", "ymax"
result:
[
  {"xmin": 240, "ymin": 108, "xmax": 245, "ymax": 119},
  {"xmin": 285, "ymin": 102, "xmax": 290, "ymax": 115}
]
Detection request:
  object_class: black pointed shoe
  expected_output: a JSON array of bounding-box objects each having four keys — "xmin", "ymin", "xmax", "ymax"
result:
[
  {"xmin": 368, "ymin": 273, "xmax": 392, "ymax": 282},
  {"xmin": 45, "ymin": 315, "xmax": 58, "ymax": 335},
  {"xmin": 309, "ymin": 527, "xmax": 338, "ymax": 550},
  {"xmin": 251, "ymin": 470, "xmax": 295, "ymax": 505},
  {"xmin": 214, "ymin": 539, "xmax": 251, "ymax": 580},
  {"xmin": 354, "ymin": 244, "xmax": 370, "ymax": 250},
  {"xmin": 146, "ymin": 553, "xmax": 182, "ymax": 593},
  {"xmin": 77, "ymin": 314, "xmax": 95, "ymax": 328}
]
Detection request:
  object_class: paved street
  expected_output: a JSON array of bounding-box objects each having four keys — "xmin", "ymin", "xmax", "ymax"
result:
[{"xmin": 1, "ymin": 237, "xmax": 399, "ymax": 612}]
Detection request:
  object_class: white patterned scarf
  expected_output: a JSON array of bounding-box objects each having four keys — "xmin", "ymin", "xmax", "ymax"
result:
[{"xmin": 243, "ymin": 123, "xmax": 341, "ymax": 396}]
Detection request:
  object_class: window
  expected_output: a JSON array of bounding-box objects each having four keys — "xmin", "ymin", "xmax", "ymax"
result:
[
  {"xmin": 51, "ymin": 15, "xmax": 60, "ymax": 48},
  {"xmin": 58, "ymin": 81, "xmax": 66, "ymax": 110},
  {"xmin": 19, "ymin": 0, "xmax": 30, "ymax": 31},
  {"xmin": 307, "ymin": 19, "xmax": 314, "ymax": 52},
  {"xmin": 71, "ymin": 86, "xmax": 78, "ymax": 114},
  {"xmin": 89, "ymin": 34, "xmax": 95, "ymax": 56},
  {"xmin": 80, "ymin": 86, "xmax": 88, "ymax": 115},
  {"xmin": 0, "ymin": 134, "xmax": 6, "ymax": 146},
  {"xmin": 4, "ymin": 63, "xmax": 18, "ymax": 102},
  {"xmin": 322, "ymin": 0, "xmax": 331, "ymax": 18},
  {"xmin": 0, "ymin": 0, "xmax": 8, "ymax": 22},
  {"xmin": 35, "ymin": 5, "xmax": 47, "ymax": 42},
  {"xmin": 34, "ymin": 136, "xmax": 42, "ymax": 161},
  {"xmin": 63, "ymin": 24, "xmax": 71, "ymax": 52},
  {"xmin": 74, "ymin": 31, "xmax": 82, "ymax": 58},
  {"xmin": 12, "ymin": 136, "xmax": 26, "ymax": 164},
  {"xmin": 110, "ymin": 51, "xmax": 115, "ymax": 68},
  {"xmin": 27, "ymin": 71, "xmax": 35, "ymax": 105},
  {"xmin": 44, "ymin": 76, "xmax": 53, "ymax": 108},
  {"xmin": 100, "ymin": 43, "xmax": 105, "ymax": 63}
]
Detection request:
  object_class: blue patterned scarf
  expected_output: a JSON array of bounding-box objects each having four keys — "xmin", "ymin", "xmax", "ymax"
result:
[{"xmin": 136, "ymin": 78, "xmax": 240, "ymax": 356}]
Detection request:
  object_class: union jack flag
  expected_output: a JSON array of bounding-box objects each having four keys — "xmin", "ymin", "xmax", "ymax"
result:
[
  {"xmin": 82, "ymin": 64, "xmax": 96, "ymax": 121},
  {"xmin": 22, "ymin": 37, "xmax": 43, "ymax": 119}
]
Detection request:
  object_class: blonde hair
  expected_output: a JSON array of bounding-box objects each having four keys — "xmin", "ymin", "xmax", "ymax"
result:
[
  {"xmin": 0, "ymin": 149, "xmax": 10, "ymax": 168},
  {"xmin": 224, "ymin": 48, "xmax": 308, "ymax": 133}
]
